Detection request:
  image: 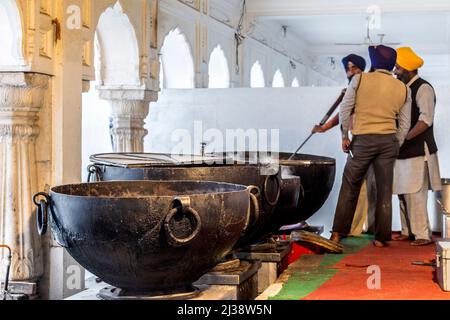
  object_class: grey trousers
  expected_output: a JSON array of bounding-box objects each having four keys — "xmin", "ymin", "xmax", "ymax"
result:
[
  {"xmin": 398, "ymin": 162, "xmax": 432, "ymax": 241},
  {"xmin": 333, "ymin": 134, "xmax": 400, "ymax": 242},
  {"xmin": 350, "ymin": 165, "xmax": 377, "ymax": 236}
]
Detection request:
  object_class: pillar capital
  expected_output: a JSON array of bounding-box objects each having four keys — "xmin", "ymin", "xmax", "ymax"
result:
[
  {"xmin": 97, "ymin": 85, "xmax": 158, "ymax": 102},
  {"xmin": 97, "ymin": 86, "xmax": 158, "ymax": 153},
  {"xmin": 0, "ymin": 72, "xmax": 49, "ymax": 111}
]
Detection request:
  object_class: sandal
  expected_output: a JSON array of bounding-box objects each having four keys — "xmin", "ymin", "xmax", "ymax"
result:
[
  {"xmin": 373, "ymin": 240, "xmax": 387, "ymax": 248},
  {"xmin": 411, "ymin": 239, "xmax": 433, "ymax": 247},
  {"xmin": 393, "ymin": 235, "xmax": 412, "ymax": 242}
]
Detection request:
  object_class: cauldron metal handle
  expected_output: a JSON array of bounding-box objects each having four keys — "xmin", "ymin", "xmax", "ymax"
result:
[
  {"xmin": 246, "ymin": 186, "xmax": 260, "ymax": 228},
  {"xmin": 264, "ymin": 175, "xmax": 281, "ymax": 206},
  {"xmin": 87, "ymin": 165, "xmax": 102, "ymax": 182},
  {"xmin": 164, "ymin": 197, "xmax": 202, "ymax": 248},
  {"xmin": 33, "ymin": 192, "xmax": 50, "ymax": 236}
]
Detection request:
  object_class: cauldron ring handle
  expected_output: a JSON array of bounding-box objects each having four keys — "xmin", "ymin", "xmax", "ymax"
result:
[
  {"xmin": 33, "ymin": 192, "xmax": 50, "ymax": 236},
  {"xmin": 164, "ymin": 198, "xmax": 202, "ymax": 248},
  {"xmin": 87, "ymin": 165, "xmax": 102, "ymax": 183},
  {"xmin": 264, "ymin": 175, "xmax": 281, "ymax": 206},
  {"xmin": 246, "ymin": 186, "xmax": 260, "ymax": 228}
]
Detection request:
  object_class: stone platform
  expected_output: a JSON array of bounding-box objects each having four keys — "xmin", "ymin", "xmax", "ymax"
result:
[
  {"xmin": 0, "ymin": 281, "xmax": 38, "ymax": 300},
  {"xmin": 235, "ymin": 243, "xmax": 292, "ymax": 294},
  {"xmin": 67, "ymin": 261, "xmax": 261, "ymax": 301},
  {"xmin": 66, "ymin": 282, "xmax": 241, "ymax": 301},
  {"xmin": 194, "ymin": 261, "xmax": 261, "ymax": 300}
]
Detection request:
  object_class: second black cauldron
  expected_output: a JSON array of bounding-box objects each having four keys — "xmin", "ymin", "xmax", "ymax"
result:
[{"xmin": 272, "ymin": 153, "xmax": 336, "ymax": 231}]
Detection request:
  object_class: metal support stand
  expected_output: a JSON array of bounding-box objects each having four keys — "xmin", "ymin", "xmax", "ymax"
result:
[{"xmin": 0, "ymin": 245, "xmax": 12, "ymax": 301}]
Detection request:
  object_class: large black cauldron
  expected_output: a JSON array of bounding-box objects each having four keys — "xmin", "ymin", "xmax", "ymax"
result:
[
  {"xmin": 272, "ymin": 153, "xmax": 336, "ymax": 231},
  {"xmin": 34, "ymin": 181, "xmax": 251, "ymax": 295}
]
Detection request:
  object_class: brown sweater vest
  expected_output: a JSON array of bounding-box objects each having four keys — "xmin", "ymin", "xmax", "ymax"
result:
[{"xmin": 353, "ymin": 71, "xmax": 408, "ymax": 136}]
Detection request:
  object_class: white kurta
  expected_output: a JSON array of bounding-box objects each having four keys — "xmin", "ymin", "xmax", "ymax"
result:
[{"xmin": 393, "ymin": 75, "xmax": 442, "ymax": 195}]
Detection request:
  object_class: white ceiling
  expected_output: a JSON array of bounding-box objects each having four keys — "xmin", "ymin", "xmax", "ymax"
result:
[
  {"xmin": 248, "ymin": 0, "xmax": 450, "ymax": 84},
  {"xmin": 271, "ymin": 12, "xmax": 450, "ymax": 55}
]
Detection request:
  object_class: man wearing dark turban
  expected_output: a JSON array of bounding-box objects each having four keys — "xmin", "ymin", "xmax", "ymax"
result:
[
  {"xmin": 330, "ymin": 45, "xmax": 412, "ymax": 248},
  {"xmin": 312, "ymin": 54, "xmax": 366, "ymax": 134},
  {"xmin": 312, "ymin": 54, "xmax": 376, "ymax": 237}
]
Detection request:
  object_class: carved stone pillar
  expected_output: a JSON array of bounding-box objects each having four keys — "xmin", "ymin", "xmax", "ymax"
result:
[
  {"xmin": 98, "ymin": 87, "xmax": 157, "ymax": 153},
  {"xmin": 0, "ymin": 72, "xmax": 49, "ymax": 281}
]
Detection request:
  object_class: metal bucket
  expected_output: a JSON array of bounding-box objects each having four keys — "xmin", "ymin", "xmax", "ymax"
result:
[{"xmin": 438, "ymin": 179, "xmax": 450, "ymax": 239}]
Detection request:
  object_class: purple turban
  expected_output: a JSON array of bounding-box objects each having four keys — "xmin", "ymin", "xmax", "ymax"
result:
[{"xmin": 369, "ymin": 45, "xmax": 397, "ymax": 71}]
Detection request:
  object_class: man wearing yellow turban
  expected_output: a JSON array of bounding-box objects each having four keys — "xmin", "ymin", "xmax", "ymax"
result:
[
  {"xmin": 393, "ymin": 47, "xmax": 442, "ymax": 246},
  {"xmin": 396, "ymin": 47, "xmax": 424, "ymax": 72}
]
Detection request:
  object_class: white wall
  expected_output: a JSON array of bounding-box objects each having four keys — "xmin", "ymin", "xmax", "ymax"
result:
[{"xmin": 81, "ymin": 85, "xmax": 113, "ymax": 182}]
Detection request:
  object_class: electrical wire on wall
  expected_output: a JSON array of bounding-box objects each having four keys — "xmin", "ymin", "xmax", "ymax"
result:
[{"xmin": 235, "ymin": 0, "xmax": 247, "ymax": 74}]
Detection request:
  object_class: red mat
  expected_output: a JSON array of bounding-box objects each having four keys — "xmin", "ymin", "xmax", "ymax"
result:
[{"xmin": 303, "ymin": 240, "xmax": 450, "ymax": 300}]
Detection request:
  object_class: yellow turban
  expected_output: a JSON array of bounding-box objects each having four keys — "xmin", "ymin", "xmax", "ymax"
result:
[{"xmin": 396, "ymin": 47, "xmax": 424, "ymax": 71}]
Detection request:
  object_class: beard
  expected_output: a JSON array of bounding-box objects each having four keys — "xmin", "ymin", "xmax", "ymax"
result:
[
  {"xmin": 396, "ymin": 72, "xmax": 409, "ymax": 84},
  {"xmin": 347, "ymin": 74, "xmax": 356, "ymax": 83}
]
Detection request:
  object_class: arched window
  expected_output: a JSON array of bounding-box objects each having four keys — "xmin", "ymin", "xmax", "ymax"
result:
[
  {"xmin": 96, "ymin": 2, "xmax": 140, "ymax": 86},
  {"xmin": 160, "ymin": 28, "xmax": 195, "ymax": 89},
  {"xmin": 292, "ymin": 77, "xmax": 300, "ymax": 87},
  {"xmin": 272, "ymin": 70, "xmax": 285, "ymax": 88},
  {"xmin": 250, "ymin": 61, "xmax": 265, "ymax": 88},
  {"xmin": 208, "ymin": 45, "xmax": 230, "ymax": 88},
  {"xmin": 0, "ymin": 0, "xmax": 25, "ymax": 66}
]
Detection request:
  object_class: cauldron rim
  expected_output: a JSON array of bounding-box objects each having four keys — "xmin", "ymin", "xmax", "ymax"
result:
[
  {"xmin": 90, "ymin": 153, "xmax": 267, "ymax": 169},
  {"xmin": 214, "ymin": 151, "xmax": 336, "ymax": 166},
  {"xmin": 49, "ymin": 180, "xmax": 248, "ymax": 200},
  {"xmin": 278, "ymin": 153, "xmax": 336, "ymax": 165},
  {"xmin": 279, "ymin": 159, "xmax": 336, "ymax": 166},
  {"xmin": 90, "ymin": 152, "xmax": 239, "ymax": 169}
]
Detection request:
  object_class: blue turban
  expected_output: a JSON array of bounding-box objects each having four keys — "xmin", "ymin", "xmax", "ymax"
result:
[
  {"xmin": 369, "ymin": 45, "xmax": 397, "ymax": 71},
  {"xmin": 342, "ymin": 54, "xmax": 367, "ymax": 72}
]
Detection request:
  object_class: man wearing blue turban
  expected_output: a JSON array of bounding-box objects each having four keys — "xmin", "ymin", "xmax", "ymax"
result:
[
  {"xmin": 330, "ymin": 45, "xmax": 412, "ymax": 248},
  {"xmin": 312, "ymin": 54, "xmax": 376, "ymax": 237}
]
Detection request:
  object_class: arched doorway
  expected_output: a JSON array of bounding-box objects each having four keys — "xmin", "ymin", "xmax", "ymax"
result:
[
  {"xmin": 160, "ymin": 28, "xmax": 195, "ymax": 89},
  {"xmin": 95, "ymin": 1, "xmax": 140, "ymax": 86},
  {"xmin": 250, "ymin": 61, "xmax": 265, "ymax": 88},
  {"xmin": 292, "ymin": 77, "xmax": 300, "ymax": 87}
]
